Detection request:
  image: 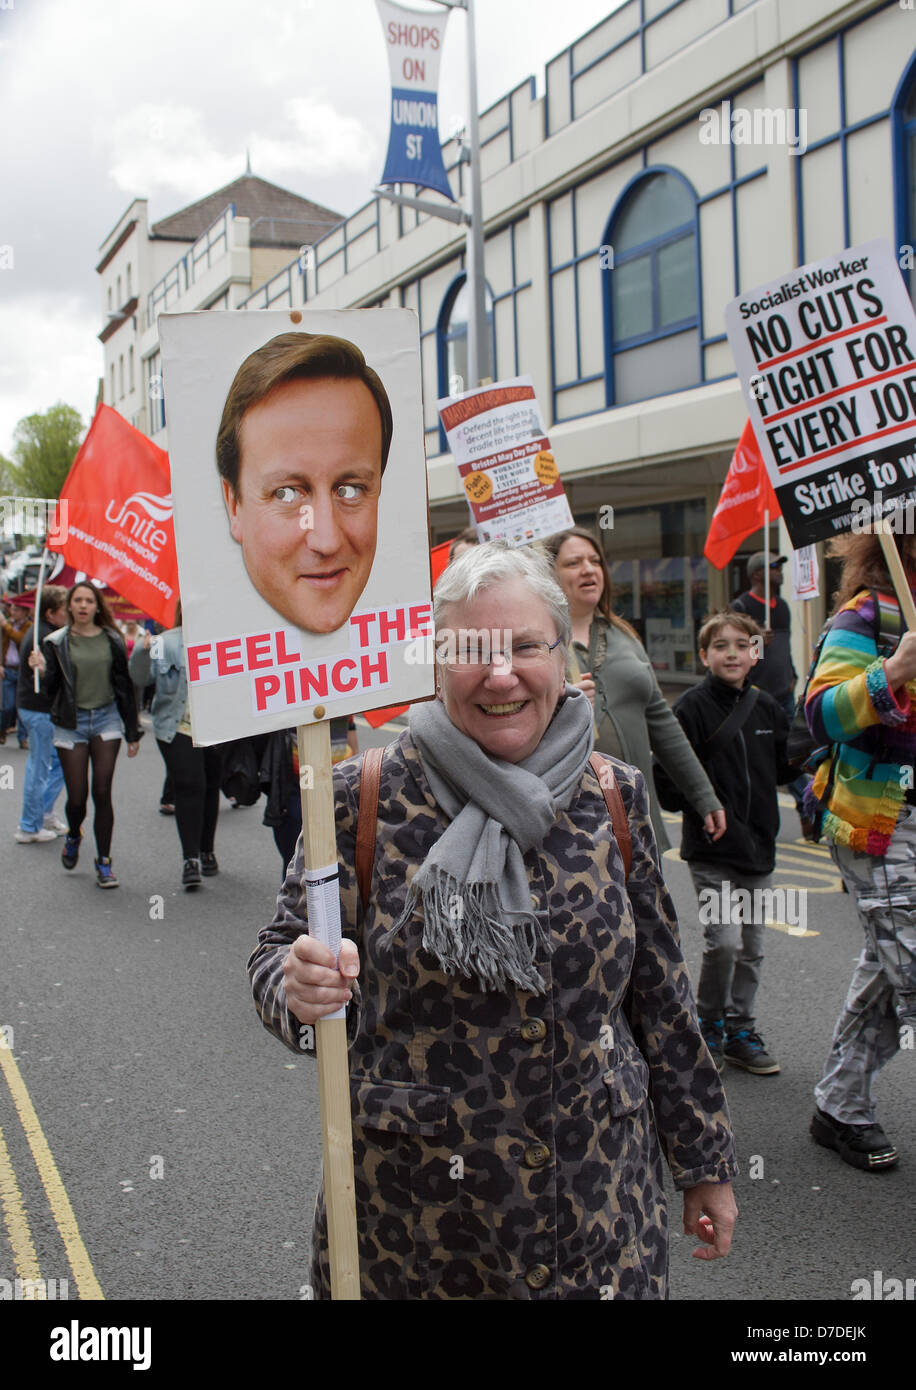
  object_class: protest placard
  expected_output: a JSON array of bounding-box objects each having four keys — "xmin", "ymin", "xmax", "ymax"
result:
[
  {"xmin": 725, "ymin": 238, "xmax": 916, "ymax": 548},
  {"xmin": 161, "ymin": 307, "xmax": 432, "ymax": 1301},
  {"xmin": 160, "ymin": 309, "xmax": 434, "ymax": 746},
  {"xmin": 438, "ymin": 376, "xmax": 574, "ymax": 544}
]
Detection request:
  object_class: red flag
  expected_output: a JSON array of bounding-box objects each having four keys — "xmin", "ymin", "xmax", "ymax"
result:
[
  {"xmin": 362, "ymin": 539, "xmax": 452, "ymax": 729},
  {"xmin": 57, "ymin": 405, "xmax": 179, "ymax": 626},
  {"xmin": 704, "ymin": 420, "xmax": 781, "ymax": 569}
]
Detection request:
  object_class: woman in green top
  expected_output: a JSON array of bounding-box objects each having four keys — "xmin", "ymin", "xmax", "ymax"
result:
[
  {"xmin": 546, "ymin": 527, "xmax": 726, "ymax": 852},
  {"xmin": 30, "ymin": 583, "xmax": 141, "ymax": 888}
]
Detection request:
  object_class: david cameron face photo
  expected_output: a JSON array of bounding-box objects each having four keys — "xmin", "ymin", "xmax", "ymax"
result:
[{"xmin": 217, "ymin": 333, "xmax": 392, "ymax": 635}]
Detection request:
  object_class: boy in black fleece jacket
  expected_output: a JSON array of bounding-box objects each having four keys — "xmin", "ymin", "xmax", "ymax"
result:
[{"xmin": 657, "ymin": 611, "xmax": 795, "ymax": 1075}]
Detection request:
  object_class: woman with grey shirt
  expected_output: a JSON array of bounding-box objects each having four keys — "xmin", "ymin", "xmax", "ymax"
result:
[{"xmin": 546, "ymin": 527, "xmax": 725, "ymax": 851}]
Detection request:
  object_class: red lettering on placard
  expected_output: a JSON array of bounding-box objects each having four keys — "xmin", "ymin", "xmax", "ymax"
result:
[
  {"xmin": 332, "ymin": 658, "xmax": 359, "ymax": 693},
  {"xmin": 299, "ymin": 665, "xmax": 329, "ymax": 701},
  {"xmin": 362, "ymin": 651, "xmax": 388, "ymax": 684},
  {"xmin": 378, "ymin": 608, "xmax": 407, "ymax": 643},
  {"xmin": 187, "ymin": 644, "xmax": 211, "ymax": 683},
  {"xmin": 275, "ymin": 630, "xmax": 300, "ymax": 665},
  {"xmin": 408, "ymin": 604, "xmax": 432, "ymax": 637},
  {"xmin": 350, "ymin": 612, "xmax": 375, "ymax": 648},
  {"xmin": 284, "ymin": 669, "xmax": 296, "ymax": 704},
  {"xmin": 254, "ymin": 674, "xmax": 281, "ymax": 711},
  {"xmin": 216, "ymin": 639, "xmax": 244, "ymax": 676},
  {"xmin": 246, "ymin": 633, "xmax": 273, "ymax": 670}
]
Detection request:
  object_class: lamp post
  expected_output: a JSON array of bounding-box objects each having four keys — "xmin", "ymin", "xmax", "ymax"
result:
[{"xmin": 374, "ymin": 0, "xmax": 490, "ymax": 389}]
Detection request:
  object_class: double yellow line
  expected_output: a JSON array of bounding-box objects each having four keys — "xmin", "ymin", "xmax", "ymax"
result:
[{"xmin": 0, "ymin": 1039, "xmax": 104, "ymax": 1300}]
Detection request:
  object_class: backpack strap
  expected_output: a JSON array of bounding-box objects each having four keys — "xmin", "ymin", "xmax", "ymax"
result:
[
  {"xmin": 588, "ymin": 752, "xmax": 632, "ymax": 880},
  {"xmin": 356, "ymin": 745, "xmax": 384, "ymax": 913},
  {"xmin": 355, "ymin": 746, "xmax": 632, "ymax": 911}
]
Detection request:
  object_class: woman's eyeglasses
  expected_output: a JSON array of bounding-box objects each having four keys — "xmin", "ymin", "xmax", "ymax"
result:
[{"xmin": 436, "ymin": 634, "xmax": 563, "ymax": 672}]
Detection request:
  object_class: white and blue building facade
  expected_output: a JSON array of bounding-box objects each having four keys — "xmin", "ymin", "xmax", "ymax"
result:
[{"xmin": 106, "ymin": 0, "xmax": 916, "ymax": 683}]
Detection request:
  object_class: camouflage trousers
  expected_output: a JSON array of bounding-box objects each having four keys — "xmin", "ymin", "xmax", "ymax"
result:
[{"xmin": 815, "ymin": 806, "xmax": 916, "ymax": 1126}]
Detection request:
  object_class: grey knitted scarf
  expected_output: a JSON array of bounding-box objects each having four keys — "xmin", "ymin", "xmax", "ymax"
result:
[{"xmin": 385, "ymin": 685, "xmax": 594, "ymax": 994}]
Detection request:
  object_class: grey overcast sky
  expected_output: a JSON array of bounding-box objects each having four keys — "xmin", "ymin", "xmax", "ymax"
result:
[{"xmin": 0, "ymin": 0, "xmax": 624, "ymax": 459}]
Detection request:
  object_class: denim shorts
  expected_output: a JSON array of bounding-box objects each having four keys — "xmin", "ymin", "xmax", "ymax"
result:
[{"xmin": 53, "ymin": 701, "xmax": 124, "ymax": 748}]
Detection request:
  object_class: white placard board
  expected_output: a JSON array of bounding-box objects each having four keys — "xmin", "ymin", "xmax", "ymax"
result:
[{"xmin": 160, "ymin": 309, "xmax": 434, "ymax": 744}]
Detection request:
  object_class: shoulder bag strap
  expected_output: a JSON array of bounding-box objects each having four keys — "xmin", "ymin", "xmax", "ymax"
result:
[
  {"xmin": 588, "ymin": 752, "xmax": 632, "ymax": 880},
  {"xmin": 356, "ymin": 745, "xmax": 385, "ymax": 913},
  {"xmin": 698, "ymin": 686, "xmax": 759, "ymax": 761}
]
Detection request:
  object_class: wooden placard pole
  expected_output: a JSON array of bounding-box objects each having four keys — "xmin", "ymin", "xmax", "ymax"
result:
[
  {"xmin": 297, "ymin": 716, "xmax": 360, "ymax": 1301},
  {"xmin": 878, "ymin": 528, "xmax": 916, "ymax": 629}
]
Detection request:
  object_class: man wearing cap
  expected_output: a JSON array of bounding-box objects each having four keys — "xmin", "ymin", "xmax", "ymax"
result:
[{"xmin": 731, "ymin": 552, "xmax": 812, "ymax": 837}]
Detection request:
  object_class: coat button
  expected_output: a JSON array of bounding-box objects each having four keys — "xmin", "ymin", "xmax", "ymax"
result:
[
  {"xmin": 524, "ymin": 1142, "xmax": 550, "ymax": 1168},
  {"xmin": 525, "ymin": 1264, "xmax": 551, "ymax": 1290},
  {"xmin": 521, "ymin": 1018, "xmax": 547, "ymax": 1043}
]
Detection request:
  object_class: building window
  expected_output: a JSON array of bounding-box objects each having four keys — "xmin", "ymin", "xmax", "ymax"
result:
[
  {"xmin": 603, "ymin": 170, "xmax": 700, "ymax": 407},
  {"xmin": 117, "ymin": 275, "xmax": 122, "ymax": 307},
  {"xmin": 128, "ymin": 345, "xmax": 135, "ymax": 394},
  {"xmin": 110, "ymin": 364, "xmax": 115, "ymax": 404},
  {"xmin": 437, "ymin": 275, "xmax": 495, "ymax": 397},
  {"xmin": 587, "ymin": 497, "xmax": 709, "ymax": 679},
  {"xmin": 146, "ymin": 352, "xmax": 165, "ymax": 434},
  {"xmin": 119, "ymin": 355, "xmax": 124, "ymax": 399},
  {"xmin": 126, "ymin": 263, "xmax": 132, "ymax": 299},
  {"xmin": 107, "ymin": 287, "xmax": 112, "ymax": 314},
  {"xmin": 893, "ymin": 54, "xmax": 916, "ymax": 308}
]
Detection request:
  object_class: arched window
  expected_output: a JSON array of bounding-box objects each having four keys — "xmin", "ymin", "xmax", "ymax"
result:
[
  {"xmin": 603, "ymin": 169, "xmax": 700, "ymax": 406},
  {"xmin": 892, "ymin": 56, "xmax": 916, "ymax": 308},
  {"xmin": 437, "ymin": 274, "xmax": 495, "ymax": 399}
]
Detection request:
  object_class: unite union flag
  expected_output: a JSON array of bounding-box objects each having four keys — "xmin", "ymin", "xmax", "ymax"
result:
[
  {"xmin": 57, "ymin": 404, "xmax": 179, "ymax": 627},
  {"xmin": 704, "ymin": 419, "xmax": 782, "ymax": 569}
]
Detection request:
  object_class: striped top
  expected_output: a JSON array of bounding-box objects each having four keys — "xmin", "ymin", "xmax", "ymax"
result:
[{"xmin": 806, "ymin": 588, "xmax": 915, "ymax": 855}]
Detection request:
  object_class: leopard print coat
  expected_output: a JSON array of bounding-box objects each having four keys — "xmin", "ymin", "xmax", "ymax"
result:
[{"xmin": 248, "ymin": 731, "xmax": 737, "ymax": 1300}]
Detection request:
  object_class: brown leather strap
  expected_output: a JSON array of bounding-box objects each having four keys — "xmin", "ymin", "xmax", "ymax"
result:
[
  {"xmin": 356, "ymin": 745, "xmax": 385, "ymax": 912},
  {"xmin": 589, "ymin": 752, "xmax": 631, "ymax": 880}
]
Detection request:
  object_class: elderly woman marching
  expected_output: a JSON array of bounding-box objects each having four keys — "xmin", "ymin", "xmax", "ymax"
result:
[{"xmin": 248, "ymin": 543, "xmax": 737, "ymax": 1300}]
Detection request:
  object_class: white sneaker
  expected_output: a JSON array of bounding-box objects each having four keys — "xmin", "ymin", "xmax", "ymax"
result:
[
  {"xmin": 43, "ymin": 814, "xmax": 68, "ymax": 835},
  {"xmin": 15, "ymin": 827, "xmax": 58, "ymax": 843}
]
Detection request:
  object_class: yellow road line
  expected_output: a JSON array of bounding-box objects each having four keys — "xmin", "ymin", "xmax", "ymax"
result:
[
  {"xmin": 0, "ymin": 1123, "xmax": 45, "ymax": 1298},
  {"xmin": 0, "ymin": 1044, "xmax": 104, "ymax": 1300},
  {"xmin": 765, "ymin": 921, "xmax": 820, "ymax": 938}
]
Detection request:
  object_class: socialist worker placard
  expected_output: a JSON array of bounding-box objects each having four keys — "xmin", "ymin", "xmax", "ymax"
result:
[
  {"xmin": 159, "ymin": 309, "xmax": 433, "ymax": 745},
  {"xmin": 725, "ymin": 237, "xmax": 916, "ymax": 547}
]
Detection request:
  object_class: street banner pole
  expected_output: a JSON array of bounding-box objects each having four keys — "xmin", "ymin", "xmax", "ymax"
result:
[
  {"xmin": 464, "ymin": 0, "xmax": 489, "ymax": 388},
  {"xmin": 32, "ymin": 546, "xmax": 49, "ymax": 693},
  {"xmin": 297, "ymin": 717, "xmax": 360, "ymax": 1301},
  {"xmin": 763, "ymin": 508, "xmax": 771, "ymax": 629}
]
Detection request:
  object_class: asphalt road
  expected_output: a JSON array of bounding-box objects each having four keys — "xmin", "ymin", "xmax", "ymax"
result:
[{"xmin": 0, "ymin": 718, "xmax": 911, "ymax": 1304}]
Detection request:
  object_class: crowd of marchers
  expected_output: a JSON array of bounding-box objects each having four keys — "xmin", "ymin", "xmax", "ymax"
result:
[{"xmin": 5, "ymin": 521, "xmax": 911, "ymax": 1299}]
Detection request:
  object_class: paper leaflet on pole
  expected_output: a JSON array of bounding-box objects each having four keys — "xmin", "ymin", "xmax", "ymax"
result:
[
  {"xmin": 159, "ymin": 309, "xmax": 434, "ymax": 745},
  {"xmin": 376, "ymin": 0, "xmax": 454, "ymax": 202},
  {"xmin": 53, "ymin": 404, "xmax": 179, "ymax": 627},
  {"xmin": 438, "ymin": 376, "xmax": 574, "ymax": 545},
  {"xmin": 724, "ymin": 237, "xmax": 916, "ymax": 547},
  {"xmin": 304, "ymin": 864, "xmax": 346, "ymax": 1021},
  {"xmin": 792, "ymin": 545, "xmax": 819, "ymax": 601},
  {"xmin": 703, "ymin": 419, "xmax": 781, "ymax": 569}
]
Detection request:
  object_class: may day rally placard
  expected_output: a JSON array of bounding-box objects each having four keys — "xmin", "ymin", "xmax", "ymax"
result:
[
  {"xmin": 159, "ymin": 309, "xmax": 434, "ymax": 745},
  {"xmin": 725, "ymin": 237, "xmax": 916, "ymax": 548},
  {"xmin": 438, "ymin": 376, "xmax": 574, "ymax": 544}
]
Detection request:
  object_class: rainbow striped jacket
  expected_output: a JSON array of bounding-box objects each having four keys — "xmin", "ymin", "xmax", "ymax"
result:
[{"xmin": 806, "ymin": 589, "xmax": 914, "ymax": 855}]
